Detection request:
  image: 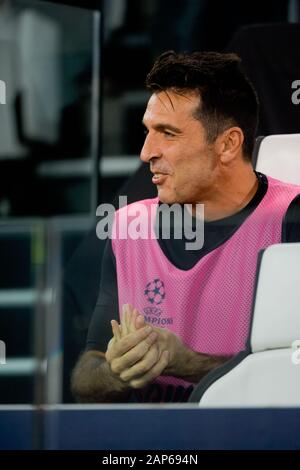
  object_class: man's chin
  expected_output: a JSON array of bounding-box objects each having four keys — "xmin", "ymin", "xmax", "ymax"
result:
[{"xmin": 157, "ymin": 189, "xmax": 177, "ymax": 205}]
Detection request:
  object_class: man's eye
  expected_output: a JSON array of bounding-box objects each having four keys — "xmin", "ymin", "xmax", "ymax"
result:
[
  {"xmin": 164, "ymin": 131, "xmax": 174, "ymax": 137},
  {"xmin": 143, "ymin": 129, "xmax": 149, "ymax": 136}
]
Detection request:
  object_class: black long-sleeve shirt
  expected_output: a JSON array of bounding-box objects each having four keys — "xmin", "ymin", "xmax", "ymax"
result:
[{"xmin": 87, "ymin": 172, "xmax": 300, "ymax": 353}]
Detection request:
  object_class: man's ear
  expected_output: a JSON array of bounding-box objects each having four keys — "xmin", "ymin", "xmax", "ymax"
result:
[{"xmin": 216, "ymin": 127, "xmax": 244, "ymax": 163}]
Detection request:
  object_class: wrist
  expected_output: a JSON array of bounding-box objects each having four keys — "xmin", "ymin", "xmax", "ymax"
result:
[
  {"xmin": 164, "ymin": 346, "xmax": 229, "ymax": 383},
  {"xmin": 164, "ymin": 339, "xmax": 191, "ymax": 377},
  {"xmin": 103, "ymin": 360, "xmax": 131, "ymax": 393}
]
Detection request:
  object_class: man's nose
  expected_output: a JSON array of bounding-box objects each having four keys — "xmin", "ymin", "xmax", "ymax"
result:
[{"xmin": 140, "ymin": 133, "xmax": 161, "ymax": 163}]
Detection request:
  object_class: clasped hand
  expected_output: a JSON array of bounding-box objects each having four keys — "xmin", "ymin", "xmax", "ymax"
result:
[{"xmin": 105, "ymin": 304, "xmax": 183, "ymax": 389}]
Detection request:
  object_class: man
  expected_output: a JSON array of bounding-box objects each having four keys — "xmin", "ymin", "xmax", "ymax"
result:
[{"xmin": 72, "ymin": 51, "xmax": 300, "ymax": 403}]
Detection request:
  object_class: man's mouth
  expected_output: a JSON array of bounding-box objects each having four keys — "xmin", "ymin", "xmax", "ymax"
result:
[{"xmin": 152, "ymin": 173, "xmax": 168, "ymax": 185}]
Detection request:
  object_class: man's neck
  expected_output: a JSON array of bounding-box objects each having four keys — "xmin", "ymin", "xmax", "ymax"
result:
[{"xmin": 193, "ymin": 164, "xmax": 259, "ymax": 221}]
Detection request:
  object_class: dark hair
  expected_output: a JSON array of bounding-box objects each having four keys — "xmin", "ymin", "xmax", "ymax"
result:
[{"xmin": 145, "ymin": 51, "xmax": 259, "ymax": 159}]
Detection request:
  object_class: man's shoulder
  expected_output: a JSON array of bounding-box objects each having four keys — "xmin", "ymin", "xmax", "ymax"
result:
[
  {"xmin": 112, "ymin": 197, "xmax": 159, "ymax": 241},
  {"xmin": 267, "ymin": 175, "xmax": 300, "ymax": 192}
]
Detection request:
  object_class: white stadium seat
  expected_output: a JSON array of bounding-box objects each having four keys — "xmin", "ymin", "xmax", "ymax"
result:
[
  {"xmin": 255, "ymin": 134, "xmax": 300, "ymax": 185},
  {"xmin": 190, "ymin": 243, "xmax": 300, "ymax": 407}
]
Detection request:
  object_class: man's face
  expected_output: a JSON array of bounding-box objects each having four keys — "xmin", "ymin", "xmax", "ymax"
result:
[{"xmin": 140, "ymin": 90, "xmax": 219, "ymax": 204}]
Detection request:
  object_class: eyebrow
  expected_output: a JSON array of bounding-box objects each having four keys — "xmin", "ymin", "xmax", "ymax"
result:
[{"xmin": 142, "ymin": 121, "xmax": 182, "ymax": 134}]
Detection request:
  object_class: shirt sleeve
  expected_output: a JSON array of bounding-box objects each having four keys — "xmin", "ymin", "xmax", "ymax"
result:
[
  {"xmin": 282, "ymin": 194, "xmax": 300, "ymax": 242},
  {"xmin": 85, "ymin": 238, "xmax": 119, "ymax": 352}
]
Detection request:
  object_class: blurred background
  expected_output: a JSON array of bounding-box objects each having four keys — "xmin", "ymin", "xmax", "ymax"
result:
[{"xmin": 0, "ymin": 0, "xmax": 299, "ymax": 405}]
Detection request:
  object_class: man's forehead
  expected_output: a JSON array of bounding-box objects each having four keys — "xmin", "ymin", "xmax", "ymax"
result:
[{"xmin": 145, "ymin": 89, "xmax": 200, "ymax": 117}]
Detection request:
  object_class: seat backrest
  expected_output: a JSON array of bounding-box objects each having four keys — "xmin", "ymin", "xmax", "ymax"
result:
[
  {"xmin": 255, "ymin": 134, "xmax": 300, "ymax": 185},
  {"xmin": 190, "ymin": 243, "xmax": 300, "ymax": 407}
]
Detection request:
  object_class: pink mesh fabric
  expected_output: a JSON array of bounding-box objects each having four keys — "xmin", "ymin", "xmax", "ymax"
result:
[{"xmin": 112, "ymin": 177, "xmax": 300, "ymax": 391}]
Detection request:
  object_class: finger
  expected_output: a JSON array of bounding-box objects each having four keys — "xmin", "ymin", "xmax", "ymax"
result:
[
  {"xmin": 129, "ymin": 350, "xmax": 169, "ymax": 389},
  {"xmin": 105, "ymin": 335, "xmax": 117, "ymax": 363},
  {"xmin": 135, "ymin": 313, "xmax": 146, "ymax": 330},
  {"xmin": 120, "ymin": 344, "xmax": 159, "ymax": 382},
  {"xmin": 106, "ymin": 337, "xmax": 114, "ymax": 350},
  {"xmin": 110, "ymin": 331, "xmax": 158, "ymax": 374},
  {"xmin": 107, "ymin": 324, "xmax": 154, "ymax": 362},
  {"xmin": 121, "ymin": 304, "xmax": 129, "ymax": 337},
  {"xmin": 111, "ymin": 320, "xmax": 121, "ymax": 341},
  {"xmin": 125, "ymin": 304, "xmax": 132, "ymax": 332},
  {"xmin": 128, "ymin": 307, "xmax": 138, "ymax": 334}
]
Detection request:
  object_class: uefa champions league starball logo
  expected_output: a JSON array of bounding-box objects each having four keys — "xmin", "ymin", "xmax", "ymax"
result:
[{"xmin": 144, "ymin": 279, "xmax": 166, "ymax": 305}]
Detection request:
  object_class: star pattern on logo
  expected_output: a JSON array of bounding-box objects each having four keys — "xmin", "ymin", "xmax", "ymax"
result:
[{"xmin": 144, "ymin": 279, "xmax": 166, "ymax": 305}]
